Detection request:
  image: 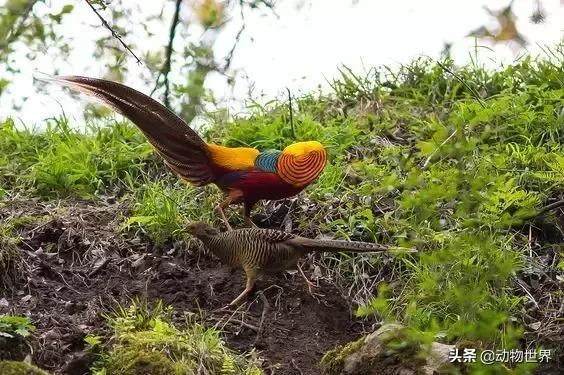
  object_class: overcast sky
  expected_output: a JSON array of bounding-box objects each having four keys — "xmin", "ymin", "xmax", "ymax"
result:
[{"xmin": 2, "ymin": 0, "xmax": 563, "ymax": 127}]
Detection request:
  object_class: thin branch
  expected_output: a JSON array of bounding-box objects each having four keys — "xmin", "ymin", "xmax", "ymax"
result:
[
  {"xmin": 434, "ymin": 59, "xmax": 487, "ymax": 108},
  {"xmin": 222, "ymin": 24, "xmax": 246, "ymax": 72},
  {"xmin": 286, "ymin": 88, "xmax": 296, "ymax": 140},
  {"xmin": 155, "ymin": 0, "xmax": 183, "ymax": 108},
  {"xmin": 523, "ymin": 199, "xmax": 564, "ymax": 221},
  {"xmin": 83, "ymin": 0, "xmax": 142, "ymax": 65}
]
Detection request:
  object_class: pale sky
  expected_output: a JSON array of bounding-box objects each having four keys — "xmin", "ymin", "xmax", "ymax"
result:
[{"xmin": 1, "ymin": 0, "xmax": 563, "ymax": 127}]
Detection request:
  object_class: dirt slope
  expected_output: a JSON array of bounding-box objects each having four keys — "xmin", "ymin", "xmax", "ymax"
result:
[{"xmin": 0, "ymin": 199, "xmax": 368, "ymax": 375}]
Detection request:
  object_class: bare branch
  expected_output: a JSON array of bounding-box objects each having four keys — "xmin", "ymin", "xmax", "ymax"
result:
[
  {"xmin": 524, "ymin": 199, "xmax": 564, "ymax": 221},
  {"xmin": 83, "ymin": 0, "xmax": 142, "ymax": 65},
  {"xmin": 434, "ymin": 59, "xmax": 486, "ymax": 108},
  {"xmin": 222, "ymin": 24, "xmax": 245, "ymax": 71},
  {"xmin": 286, "ymin": 88, "xmax": 296, "ymax": 140},
  {"xmin": 153, "ymin": 0, "xmax": 183, "ymax": 108}
]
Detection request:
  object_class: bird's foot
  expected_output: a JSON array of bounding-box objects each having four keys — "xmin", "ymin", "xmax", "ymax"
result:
[{"xmin": 213, "ymin": 305, "xmax": 231, "ymax": 313}]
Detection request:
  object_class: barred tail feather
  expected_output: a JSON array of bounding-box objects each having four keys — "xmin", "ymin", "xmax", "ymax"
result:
[
  {"xmin": 39, "ymin": 74, "xmax": 215, "ymax": 186},
  {"xmin": 291, "ymin": 236, "xmax": 389, "ymax": 253}
]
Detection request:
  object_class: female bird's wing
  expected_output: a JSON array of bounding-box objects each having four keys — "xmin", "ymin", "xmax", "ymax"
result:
[{"xmin": 41, "ymin": 75, "xmax": 216, "ymax": 186}]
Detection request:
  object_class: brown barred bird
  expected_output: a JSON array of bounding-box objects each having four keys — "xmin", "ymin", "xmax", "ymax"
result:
[
  {"xmin": 186, "ymin": 222, "xmax": 405, "ymax": 306},
  {"xmin": 42, "ymin": 75, "xmax": 327, "ymax": 229}
]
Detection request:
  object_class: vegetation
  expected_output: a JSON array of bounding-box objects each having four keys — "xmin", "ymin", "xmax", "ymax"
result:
[
  {"xmin": 0, "ymin": 315, "xmax": 35, "ymax": 340},
  {"xmin": 87, "ymin": 300, "xmax": 263, "ymax": 375},
  {"xmin": 0, "ymin": 361, "xmax": 50, "ymax": 375},
  {"xmin": 0, "ymin": 316, "xmax": 35, "ymax": 362},
  {"xmin": 0, "ymin": 47, "xmax": 563, "ymax": 373},
  {"xmin": 0, "ymin": 219, "xmax": 26, "ymax": 290}
]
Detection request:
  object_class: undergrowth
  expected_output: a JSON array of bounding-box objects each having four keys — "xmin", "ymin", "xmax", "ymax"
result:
[
  {"xmin": 87, "ymin": 300, "xmax": 263, "ymax": 375},
  {"xmin": 1, "ymin": 45, "xmax": 563, "ymax": 373},
  {"xmin": 0, "ymin": 219, "xmax": 25, "ymax": 289}
]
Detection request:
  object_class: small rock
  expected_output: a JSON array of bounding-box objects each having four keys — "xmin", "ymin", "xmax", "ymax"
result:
[{"xmin": 0, "ymin": 298, "xmax": 9, "ymax": 307}]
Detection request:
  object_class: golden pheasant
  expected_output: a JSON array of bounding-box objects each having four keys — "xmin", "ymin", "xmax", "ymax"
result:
[
  {"xmin": 43, "ymin": 76, "xmax": 327, "ymax": 229},
  {"xmin": 186, "ymin": 222, "xmax": 407, "ymax": 306}
]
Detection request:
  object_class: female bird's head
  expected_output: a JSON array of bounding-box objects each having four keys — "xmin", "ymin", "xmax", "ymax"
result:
[{"xmin": 186, "ymin": 222, "xmax": 220, "ymax": 238}]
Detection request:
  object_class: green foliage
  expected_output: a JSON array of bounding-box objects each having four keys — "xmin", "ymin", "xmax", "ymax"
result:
[
  {"xmin": 0, "ymin": 118, "xmax": 154, "ymax": 197},
  {"xmin": 122, "ymin": 181, "xmax": 220, "ymax": 245},
  {"xmin": 0, "ymin": 316, "xmax": 35, "ymax": 339},
  {"xmin": 91, "ymin": 300, "xmax": 263, "ymax": 375},
  {"xmin": 0, "ymin": 0, "xmax": 74, "ymax": 64}
]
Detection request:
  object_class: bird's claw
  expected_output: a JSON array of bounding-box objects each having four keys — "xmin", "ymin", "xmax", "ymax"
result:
[{"xmin": 214, "ymin": 304, "xmax": 233, "ymax": 313}]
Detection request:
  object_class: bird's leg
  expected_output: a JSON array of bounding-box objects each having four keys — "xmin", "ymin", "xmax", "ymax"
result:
[
  {"xmin": 228, "ymin": 270, "xmax": 257, "ymax": 307},
  {"xmin": 243, "ymin": 201, "xmax": 258, "ymax": 228},
  {"xmin": 297, "ymin": 262, "xmax": 316, "ymax": 294},
  {"xmin": 244, "ymin": 215, "xmax": 258, "ymax": 228},
  {"xmin": 216, "ymin": 197, "xmax": 233, "ymax": 231}
]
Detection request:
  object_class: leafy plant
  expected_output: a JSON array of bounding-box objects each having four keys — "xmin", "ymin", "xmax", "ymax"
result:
[{"xmin": 0, "ymin": 315, "xmax": 35, "ymax": 339}]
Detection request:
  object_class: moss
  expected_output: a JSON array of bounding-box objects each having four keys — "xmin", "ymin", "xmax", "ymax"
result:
[
  {"xmin": 0, "ymin": 361, "xmax": 51, "ymax": 375},
  {"xmin": 320, "ymin": 336, "xmax": 366, "ymax": 374},
  {"xmin": 92, "ymin": 301, "xmax": 264, "ymax": 375},
  {"xmin": 112, "ymin": 350, "xmax": 177, "ymax": 375},
  {"xmin": 320, "ymin": 324, "xmax": 425, "ymax": 375}
]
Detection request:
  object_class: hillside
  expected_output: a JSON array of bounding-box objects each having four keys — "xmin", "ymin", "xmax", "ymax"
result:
[{"xmin": 1, "ymin": 52, "xmax": 563, "ymax": 374}]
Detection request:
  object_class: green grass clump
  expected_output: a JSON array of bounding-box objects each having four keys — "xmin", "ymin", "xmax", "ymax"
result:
[
  {"xmin": 0, "ymin": 117, "xmax": 154, "ymax": 198},
  {"xmin": 122, "ymin": 181, "xmax": 220, "ymax": 245},
  {"xmin": 90, "ymin": 301, "xmax": 263, "ymax": 375},
  {"xmin": 0, "ymin": 220, "xmax": 24, "ymax": 289}
]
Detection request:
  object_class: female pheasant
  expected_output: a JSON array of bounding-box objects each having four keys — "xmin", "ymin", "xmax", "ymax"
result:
[{"xmin": 44, "ymin": 76, "xmax": 327, "ymax": 229}]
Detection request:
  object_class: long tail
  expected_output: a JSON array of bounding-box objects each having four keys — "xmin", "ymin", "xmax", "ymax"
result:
[
  {"xmin": 291, "ymin": 236, "xmax": 414, "ymax": 253},
  {"xmin": 37, "ymin": 74, "xmax": 215, "ymax": 186}
]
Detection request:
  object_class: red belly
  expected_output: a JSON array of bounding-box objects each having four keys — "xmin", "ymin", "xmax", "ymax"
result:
[{"xmin": 226, "ymin": 171, "xmax": 304, "ymax": 202}]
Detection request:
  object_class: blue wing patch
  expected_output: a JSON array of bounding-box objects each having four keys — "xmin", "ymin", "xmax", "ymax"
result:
[{"xmin": 255, "ymin": 150, "xmax": 281, "ymax": 172}]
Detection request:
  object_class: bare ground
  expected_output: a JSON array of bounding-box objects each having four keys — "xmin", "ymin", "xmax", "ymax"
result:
[{"xmin": 0, "ymin": 198, "xmax": 369, "ymax": 375}]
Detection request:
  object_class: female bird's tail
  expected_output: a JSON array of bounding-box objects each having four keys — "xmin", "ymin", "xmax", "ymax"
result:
[
  {"xmin": 38, "ymin": 75, "xmax": 216, "ymax": 186},
  {"xmin": 292, "ymin": 236, "xmax": 415, "ymax": 253}
]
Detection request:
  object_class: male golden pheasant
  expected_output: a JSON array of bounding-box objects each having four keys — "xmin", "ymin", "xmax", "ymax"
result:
[{"xmin": 44, "ymin": 76, "xmax": 327, "ymax": 229}]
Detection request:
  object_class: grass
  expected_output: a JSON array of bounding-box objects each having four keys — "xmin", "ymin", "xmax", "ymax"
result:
[
  {"xmin": 88, "ymin": 300, "xmax": 263, "ymax": 375},
  {"xmin": 121, "ymin": 180, "xmax": 220, "ymax": 245},
  {"xmin": 0, "ymin": 219, "xmax": 25, "ymax": 290},
  {"xmin": 1, "ymin": 44, "xmax": 563, "ymax": 373},
  {"xmin": 0, "ymin": 117, "xmax": 155, "ymax": 198}
]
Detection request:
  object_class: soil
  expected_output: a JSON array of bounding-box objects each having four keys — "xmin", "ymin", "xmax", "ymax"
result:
[{"xmin": 0, "ymin": 198, "xmax": 369, "ymax": 375}]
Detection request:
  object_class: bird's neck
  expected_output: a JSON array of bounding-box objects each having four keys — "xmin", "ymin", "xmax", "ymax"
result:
[
  {"xmin": 277, "ymin": 148, "xmax": 327, "ymax": 186},
  {"xmin": 198, "ymin": 235, "xmax": 233, "ymax": 264}
]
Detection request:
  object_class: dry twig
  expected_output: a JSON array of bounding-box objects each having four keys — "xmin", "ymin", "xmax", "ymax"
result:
[{"xmin": 83, "ymin": 0, "xmax": 142, "ymax": 65}]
